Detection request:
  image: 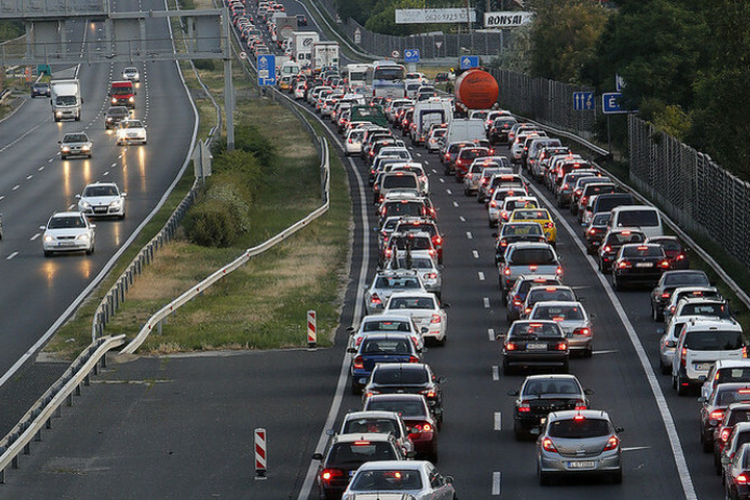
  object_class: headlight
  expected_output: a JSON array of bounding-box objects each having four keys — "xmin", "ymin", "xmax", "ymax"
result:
[
  {"xmin": 56, "ymin": 111, "xmax": 63, "ymax": 117},
  {"xmin": 82, "ymin": 145, "xmax": 91, "ymax": 151},
  {"xmin": 76, "ymin": 233, "xmax": 90, "ymax": 241},
  {"xmin": 111, "ymin": 97, "xmax": 117, "ymax": 104},
  {"xmin": 61, "ymin": 147, "xmax": 71, "ymax": 152},
  {"xmin": 109, "ymin": 200, "xmax": 122, "ymax": 208},
  {"xmin": 80, "ymin": 201, "xmax": 91, "ymax": 209},
  {"xmin": 44, "ymin": 235, "xmax": 54, "ymax": 242},
  {"xmin": 128, "ymin": 97, "xmax": 135, "ymax": 102}
]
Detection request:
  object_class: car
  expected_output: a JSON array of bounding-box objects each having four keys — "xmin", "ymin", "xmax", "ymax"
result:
[
  {"xmin": 122, "ymin": 66, "xmax": 140, "ymax": 82},
  {"xmin": 507, "ymin": 208, "xmax": 557, "ymax": 246},
  {"xmin": 487, "ymin": 187, "xmax": 530, "ymax": 227},
  {"xmin": 556, "ymin": 170, "xmax": 600, "ymax": 208},
  {"xmin": 40, "ymin": 212, "xmax": 96, "ymax": 257},
  {"xmin": 646, "ymin": 235, "xmax": 690, "ymax": 269},
  {"xmin": 504, "ymin": 274, "xmax": 562, "ymax": 320},
  {"xmin": 381, "ymin": 231, "xmax": 436, "ymax": 268},
  {"xmin": 498, "ymin": 242, "xmax": 563, "ymax": 294},
  {"xmin": 341, "ymin": 460, "xmax": 456, "ymax": 500},
  {"xmin": 494, "ymin": 222, "xmax": 547, "ymax": 264},
  {"xmin": 650, "ymin": 270, "xmax": 711, "ymax": 321},
  {"xmin": 463, "ymin": 157, "xmax": 512, "ymax": 197},
  {"xmin": 671, "ymin": 296, "xmax": 734, "ymax": 323},
  {"xmin": 313, "ymin": 433, "xmax": 408, "ymax": 500},
  {"xmin": 426, "ymin": 128, "xmax": 447, "ymax": 153},
  {"xmin": 662, "ymin": 286, "xmax": 722, "ymax": 325},
  {"xmin": 296, "ymin": 14, "xmax": 308, "ymax": 26},
  {"xmin": 30, "ymin": 81, "xmax": 51, "ymax": 98},
  {"xmin": 392, "ymin": 218, "xmax": 444, "ymax": 264},
  {"xmin": 383, "ymin": 251, "xmax": 443, "ymax": 298},
  {"xmin": 294, "ymin": 82, "xmax": 306, "ymax": 100},
  {"xmin": 714, "ymin": 403, "xmax": 750, "ymax": 473},
  {"xmin": 59, "ymin": 132, "xmax": 92, "ymax": 160},
  {"xmin": 509, "ymin": 374, "xmax": 592, "ymax": 440},
  {"xmin": 611, "ymin": 243, "xmax": 671, "ymax": 290},
  {"xmin": 116, "ymin": 118, "xmax": 147, "ymax": 145},
  {"xmin": 574, "ymin": 182, "xmax": 617, "ymax": 219},
  {"xmin": 382, "ymin": 292, "xmax": 448, "ymax": 345},
  {"xmin": 454, "ymin": 146, "xmax": 490, "ymax": 181},
  {"xmin": 699, "ymin": 383, "xmax": 750, "ymax": 452},
  {"xmin": 723, "ymin": 442, "xmax": 750, "ymax": 500},
  {"xmin": 362, "ymin": 394, "xmax": 439, "ymax": 462},
  {"xmin": 104, "ymin": 105, "xmax": 130, "ymax": 129},
  {"xmin": 76, "ymin": 182, "xmax": 127, "ymax": 219},
  {"xmin": 597, "ymin": 228, "xmax": 646, "ymax": 273},
  {"xmin": 672, "ymin": 317, "xmax": 746, "ymax": 395},
  {"xmin": 657, "ymin": 316, "xmax": 698, "ymax": 375},
  {"xmin": 336, "ymin": 410, "xmax": 415, "ymax": 456},
  {"xmin": 701, "ymin": 360, "xmax": 750, "ymax": 402},
  {"xmin": 537, "ymin": 410, "xmax": 623, "ymax": 485},
  {"xmin": 499, "ymin": 320, "xmax": 569, "ymax": 375},
  {"xmin": 583, "ymin": 211, "xmax": 611, "ymax": 254},
  {"xmin": 348, "ymin": 333, "xmax": 423, "ymax": 394},
  {"xmin": 521, "ymin": 285, "xmax": 578, "ymax": 320},
  {"xmin": 491, "ymin": 196, "xmax": 539, "ymax": 228},
  {"xmin": 527, "ymin": 301, "xmax": 594, "ymax": 357},
  {"xmin": 489, "ymin": 116, "xmax": 518, "ymax": 144},
  {"xmin": 363, "ymin": 363, "xmax": 445, "ymax": 428},
  {"xmin": 347, "ymin": 314, "xmax": 424, "ymax": 354}
]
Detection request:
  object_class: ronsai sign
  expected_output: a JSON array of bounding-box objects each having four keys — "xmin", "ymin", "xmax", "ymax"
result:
[{"xmin": 484, "ymin": 11, "xmax": 534, "ymax": 28}]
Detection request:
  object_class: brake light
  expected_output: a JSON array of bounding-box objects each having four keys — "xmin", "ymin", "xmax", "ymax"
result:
[
  {"xmin": 617, "ymin": 261, "xmax": 632, "ymax": 269},
  {"xmin": 433, "ymin": 236, "xmax": 442, "ymax": 245},
  {"xmin": 353, "ymin": 355, "xmax": 364, "ymax": 370},
  {"xmin": 556, "ymin": 342, "xmax": 568, "ymax": 351},
  {"xmin": 676, "ymin": 253, "xmax": 686, "ymax": 261},
  {"xmin": 680, "ymin": 347, "xmax": 687, "ymax": 367},
  {"xmin": 408, "ymin": 355, "xmax": 419, "ymax": 363},
  {"xmin": 580, "ymin": 196, "xmax": 588, "ymax": 206},
  {"xmin": 524, "ymin": 307, "xmax": 531, "ymax": 315},
  {"xmin": 430, "ymin": 314, "xmax": 441, "ymax": 324},
  {"xmin": 545, "ymin": 222, "xmax": 554, "ymax": 229},
  {"xmin": 490, "ymin": 200, "xmax": 497, "ymax": 208},
  {"xmin": 661, "ymin": 292, "xmax": 671, "ymax": 299},
  {"xmin": 660, "ymin": 260, "xmax": 671, "ymax": 269},
  {"xmin": 738, "ymin": 474, "xmax": 749, "ymax": 485},
  {"xmin": 542, "ymin": 438, "xmax": 558, "ymax": 452},
  {"xmin": 603, "ymin": 435, "xmax": 620, "ymax": 451},
  {"xmin": 563, "ymin": 184, "xmax": 570, "ymax": 190},
  {"xmin": 722, "ymin": 429, "xmax": 731, "ymax": 442},
  {"xmin": 603, "ymin": 245, "xmax": 611, "ymax": 253},
  {"xmin": 573, "ymin": 327, "xmax": 591, "ymax": 336},
  {"xmin": 710, "ymin": 410, "xmax": 725, "ymax": 421},
  {"xmin": 556, "ymin": 266, "xmax": 563, "ymax": 276},
  {"xmin": 421, "ymin": 389, "xmax": 436, "ymax": 398},
  {"xmin": 370, "ymin": 293, "xmax": 382, "ymax": 305},
  {"xmin": 517, "ymin": 402, "xmax": 530, "ymax": 413},
  {"xmin": 321, "ymin": 468, "xmax": 344, "ymax": 483},
  {"xmin": 504, "ymin": 267, "xmax": 511, "ymax": 276},
  {"xmin": 411, "ymin": 422, "xmax": 433, "ymax": 433},
  {"xmin": 744, "ymin": 346, "xmax": 748, "ymax": 359}
]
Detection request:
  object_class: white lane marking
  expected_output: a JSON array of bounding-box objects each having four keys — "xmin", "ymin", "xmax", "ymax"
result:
[
  {"xmin": 432, "ymin": 168, "xmax": 437, "ymax": 174},
  {"xmin": 48, "ymin": 158, "xmax": 53, "ymax": 163},
  {"xmin": 478, "ymin": 271, "xmax": 485, "ymax": 281},
  {"xmin": 459, "ymin": 216, "xmax": 466, "ymax": 222},
  {"xmin": 12, "ymin": 185, "xmax": 19, "ymax": 191},
  {"xmin": 0, "ymin": 196, "xmax": 4, "ymax": 201},
  {"xmin": 466, "ymin": 231, "xmax": 473, "ymax": 240},
  {"xmin": 492, "ymin": 365, "xmax": 500, "ymax": 381},
  {"xmin": 488, "ymin": 328, "xmax": 495, "ymax": 341},
  {"xmin": 38, "ymin": 166, "xmax": 44, "ymax": 171},
  {"xmin": 415, "ymin": 152, "xmax": 422, "ymax": 157},
  {"xmin": 494, "ymin": 412, "xmax": 502, "ymax": 431},
  {"xmin": 453, "ymin": 201, "xmax": 459, "ymax": 207},
  {"xmin": 526, "ymin": 178, "xmax": 698, "ymax": 500},
  {"xmin": 593, "ymin": 349, "xmax": 618, "ymax": 355},
  {"xmin": 483, "ymin": 297, "xmax": 490, "ymax": 308},
  {"xmin": 30, "ymin": 233, "xmax": 40, "ymax": 241},
  {"xmin": 622, "ymin": 446, "xmax": 651, "ymax": 452},
  {"xmin": 472, "ymin": 250, "xmax": 479, "ymax": 258},
  {"xmin": 26, "ymin": 175, "xmax": 32, "ymax": 180},
  {"xmin": 6, "ymin": 252, "xmax": 18, "ymax": 260},
  {"xmin": 446, "ymin": 189, "xmax": 452, "ymax": 195},
  {"xmin": 439, "ymin": 178, "xmax": 445, "ymax": 184},
  {"xmin": 492, "ymin": 471, "xmax": 502, "ymax": 496},
  {"xmin": 103, "ymin": 171, "xmax": 110, "ymax": 176}
]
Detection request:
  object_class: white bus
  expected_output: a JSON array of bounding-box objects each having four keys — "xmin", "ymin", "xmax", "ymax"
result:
[
  {"xmin": 345, "ymin": 63, "xmax": 370, "ymax": 95},
  {"xmin": 365, "ymin": 60, "xmax": 406, "ymax": 99}
]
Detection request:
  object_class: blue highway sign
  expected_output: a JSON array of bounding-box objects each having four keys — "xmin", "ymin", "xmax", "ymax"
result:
[
  {"xmin": 460, "ymin": 56, "xmax": 479, "ymax": 70},
  {"xmin": 573, "ymin": 91, "xmax": 595, "ymax": 111},
  {"xmin": 602, "ymin": 92, "xmax": 628, "ymax": 114},
  {"xmin": 404, "ymin": 49, "xmax": 420, "ymax": 63},
  {"xmin": 257, "ymin": 54, "xmax": 276, "ymax": 86}
]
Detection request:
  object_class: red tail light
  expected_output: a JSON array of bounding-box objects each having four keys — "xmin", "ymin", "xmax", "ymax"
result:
[
  {"xmin": 573, "ymin": 327, "xmax": 591, "ymax": 336},
  {"xmin": 738, "ymin": 474, "xmax": 749, "ymax": 485},
  {"xmin": 660, "ymin": 260, "xmax": 671, "ymax": 269},
  {"xmin": 353, "ymin": 356, "xmax": 364, "ymax": 370},
  {"xmin": 524, "ymin": 307, "xmax": 531, "ymax": 315},
  {"xmin": 433, "ymin": 236, "xmax": 442, "ymax": 245},
  {"xmin": 408, "ymin": 355, "xmax": 419, "ymax": 363},
  {"xmin": 661, "ymin": 292, "xmax": 671, "ymax": 299},
  {"xmin": 504, "ymin": 268, "xmax": 511, "ymax": 276},
  {"xmin": 603, "ymin": 245, "xmax": 611, "ymax": 253},
  {"xmin": 370, "ymin": 293, "xmax": 382, "ymax": 305},
  {"xmin": 517, "ymin": 403, "xmax": 530, "ymax": 413},
  {"xmin": 556, "ymin": 266, "xmax": 563, "ymax": 276},
  {"xmin": 529, "ymin": 265, "xmax": 538, "ymax": 271},
  {"xmin": 563, "ymin": 184, "xmax": 570, "ymax": 190},
  {"xmin": 556, "ymin": 342, "xmax": 568, "ymax": 351},
  {"xmin": 542, "ymin": 438, "xmax": 558, "ymax": 452},
  {"xmin": 411, "ymin": 422, "xmax": 433, "ymax": 433},
  {"xmin": 545, "ymin": 222, "xmax": 554, "ymax": 229},
  {"xmin": 421, "ymin": 389, "xmax": 436, "ymax": 398},
  {"xmin": 574, "ymin": 399, "xmax": 587, "ymax": 411},
  {"xmin": 744, "ymin": 346, "xmax": 748, "ymax": 359},
  {"xmin": 580, "ymin": 196, "xmax": 588, "ymax": 205},
  {"xmin": 588, "ymin": 228, "xmax": 598, "ymax": 235},
  {"xmin": 490, "ymin": 200, "xmax": 497, "ymax": 208},
  {"xmin": 722, "ymin": 429, "xmax": 732, "ymax": 442},
  {"xmin": 680, "ymin": 347, "xmax": 687, "ymax": 367},
  {"xmin": 603, "ymin": 435, "xmax": 620, "ymax": 451},
  {"xmin": 710, "ymin": 410, "xmax": 725, "ymax": 421},
  {"xmin": 617, "ymin": 261, "xmax": 632, "ymax": 269},
  {"xmin": 321, "ymin": 469, "xmax": 344, "ymax": 483},
  {"xmin": 505, "ymin": 342, "xmax": 517, "ymax": 351},
  {"xmin": 430, "ymin": 314, "xmax": 441, "ymax": 324}
]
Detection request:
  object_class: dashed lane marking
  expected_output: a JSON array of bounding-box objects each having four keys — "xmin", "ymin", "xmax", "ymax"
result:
[
  {"xmin": 492, "ymin": 472, "xmax": 502, "ymax": 496},
  {"xmin": 483, "ymin": 297, "xmax": 490, "ymax": 308},
  {"xmin": 472, "ymin": 250, "xmax": 479, "ymax": 258},
  {"xmin": 478, "ymin": 271, "xmax": 485, "ymax": 281},
  {"xmin": 488, "ymin": 328, "xmax": 495, "ymax": 341},
  {"xmin": 492, "ymin": 365, "xmax": 500, "ymax": 381},
  {"xmin": 494, "ymin": 412, "xmax": 502, "ymax": 431},
  {"xmin": 6, "ymin": 252, "xmax": 18, "ymax": 260},
  {"xmin": 466, "ymin": 231, "xmax": 473, "ymax": 240}
]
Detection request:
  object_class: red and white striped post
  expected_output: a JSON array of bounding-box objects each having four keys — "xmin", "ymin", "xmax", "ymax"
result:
[
  {"xmin": 254, "ymin": 428, "xmax": 267, "ymax": 479},
  {"xmin": 307, "ymin": 310, "xmax": 317, "ymax": 350}
]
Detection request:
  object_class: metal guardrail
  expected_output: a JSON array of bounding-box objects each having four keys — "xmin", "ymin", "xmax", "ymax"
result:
[
  {"xmin": 121, "ymin": 138, "xmax": 330, "ymax": 354},
  {"xmin": 0, "ymin": 334, "xmax": 125, "ymax": 483}
]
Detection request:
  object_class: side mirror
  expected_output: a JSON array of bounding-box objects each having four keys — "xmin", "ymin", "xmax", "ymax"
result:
[
  {"xmin": 346, "ymin": 347, "xmax": 357, "ymax": 354},
  {"xmin": 656, "ymin": 328, "xmax": 665, "ymax": 335},
  {"xmin": 312, "ymin": 452, "xmax": 324, "ymax": 460},
  {"xmin": 445, "ymin": 475, "xmax": 455, "ymax": 484},
  {"xmin": 615, "ymin": 427, "xmax": 625, "ymax": 434},
  {"xmin": 529, "ymin": 428, "xmax": 541, "ymax": 436},
  {"xmin": 437, "ymin": 376, "xmax": 446, "ymax": 384},
  {"xmin": 406, "ymin": 450, "xmax": 417, "ymax": 459},
  {"xmin": 75, "ymin": 194, "xmax": 81, "ymax": 199},
  {"xmin": 346, "ymin": 326, "xmax": 355, "ymax": 335},
  {"xmin": 589, "ymin": 314, "xmax": 596, "ymax": 320},
  {"xmin": 122, "ymin": 193, "xmax": 127, "ymax": 197},
  {"xmin": 58, "ymin": 141, "xmax": 62, "ymax": 144},
  {"xmin": 442, "ymin": 302, "xmax": 450, "ymax": 309},
  {"xmin": 90, "ymin": 224, "xmax": 96, "ymax": 229},
  {"xmin": 496, "ymin": 333, "xmax": 506, "ymax": 341},
  {"xmin": 584, "ymin": 388, "xmax": 594, "ymax": 395},
  {"xmin": 325, "ymin": 429, "xmax": 335, "ymax": 436},
  {"xmin": 39, "ymin": 225, "xmax": 46, "ymax": 231},
  {"xmin": 491, "ymin": 232, "xmax": 498, "ymax": 238}
]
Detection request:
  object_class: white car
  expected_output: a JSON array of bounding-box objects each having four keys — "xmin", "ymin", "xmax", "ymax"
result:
[
  {"xmin": 116, "ymin": 119, "xmax": 147, "ymax": 145},
  {"xmin": 41, "ymin": 212, "xmax": 95, "ymax": 257},
  {"xmin": 342, "ymin": 460, "xmax": 456, "ymax": 500},
  {"xmin": 293, "ymin": 83, "xmax": 306, "ymax": 100},
  {"xmin": 59, "ymin": 132, "xmax": 92, "ymax": 160},
  {"xmin": 384, "ymin": 250, "xmax": 442, "ymax": 297},
  {"xmin": 383, "ymin": 291, "xmax": 448, "ymax": 345},
  {"xmin": 347, "ymin": 313, "xmax": 424, "ymax": 353},
  {"xmin": 345, "ymin": 128, "xmax": 365, "ymax": 156},
  {"xmin": 76, "ymin": 182, "xmax": 127, "ymax": 219},
  {"xmin": 122, "ymin": 66, "xmax": 140, "ymax": 82}
]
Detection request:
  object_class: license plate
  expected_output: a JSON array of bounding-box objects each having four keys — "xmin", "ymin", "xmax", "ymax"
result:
[
  {"xmin": 636, "ymin": 262, "xmax": 654, "ymax": 268},
  {"xmin": 94, "ymin": 207, "xmax": 107, "ymax": 213},
  {"xmin": 59, "ymin": 241, "xmax": 76, "ymax": 247},
  {"xmin": 567, "ymin": 461, "xmax": 596, "ymax": 469},
  {"xmin": 526, "ymin": 343, "xmax": 547, "ymax": 350},
  {"xmin": 695, "ymin": 363, "xmax": 712, "ymax": 371}
]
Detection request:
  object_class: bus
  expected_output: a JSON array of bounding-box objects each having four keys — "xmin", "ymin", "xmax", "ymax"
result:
[
  {"xmin": 365, "ymin": 60, "xmax": 406, "ymax": 99},
  {"xmin": 345, "ymin": 63, "xmax": 370, "ymax": 95}
]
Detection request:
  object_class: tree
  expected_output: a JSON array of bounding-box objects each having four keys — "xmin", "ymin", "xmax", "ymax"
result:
[
  {"xmin": 528, "ymin": 0, "xmax": 609, "ymax": 84},
  {"xmin": 365, "ymin": 0, "xmax": 426, "ymax": 36}
]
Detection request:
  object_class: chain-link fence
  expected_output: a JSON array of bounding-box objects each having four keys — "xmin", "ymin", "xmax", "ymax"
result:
[{"xmin": 628, "ymin": 115, "xmax": 750, "ymax": 265}]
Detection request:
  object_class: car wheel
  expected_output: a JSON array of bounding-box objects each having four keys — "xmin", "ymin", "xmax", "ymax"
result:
[
  {"xmin": 502, "ymin": 358, "xmax": 513, "ymax": 376},
  {"xmin": 44, "ymin": 250, "xmax": 52, "ymax": 257},
  {"xmin": 659, "ymin": 357, "xmax": 670, "ymax": 375},
  {"xmin": 86, "ymin": 245, "xmax": 94, "ymax": 255},
  {"xmin": 609, "ymin": 469, "xmax": 623, "ymax": 484},
  {"xmin": 702, "ymin": 430, "xmax": 713, "ymax": 453},
  {"xmin": 584, "ymin": 348, "xmax": 593, "ymax": 358},
  {"xmin": 676, "ymin": 375, "xmax": 688, "ymax": 396},
  {"xmin": 539, "ymin": 469, "xmax": 553, "ymax": 486},
  {"xmin": 613, "ymin": 275, "xmax": 621, "ymax": 291},
  {"xmin": 514, "ymin": 420, "xmax": 526, "ymax": 441},
  {"xmin": 653, "ymin": 303, "xmax": 663, "ymax": 322},
  {"xmin": 715, "ymin": 452, "xmax": 723, "ymax": 475},
  {"xmin": 350, "ymin": 380, "xmax": 360, "ymax": 395},
  {"xmin": 436, "ymin": 335, "xmax": 446, "ymax": 347},
  {"xmin": 489, "ymin": 219, "xmax": 495, "ymax": 228}
]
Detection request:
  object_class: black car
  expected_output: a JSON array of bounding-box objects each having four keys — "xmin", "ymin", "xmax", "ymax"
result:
[
  {"xmin": 598, "ymin": 228, "xmax": 646, "ymax": 273},
  {"xmin": 363, "ymin": 363, "xmax": 445, "ymax": 429},
  {"xmin": 499, "ymin": 320, "xmax": 569, "ymax": 375},
  {"xmin": 489, "ymin": 117, "xmax": 518, "ymax": 145},
  {"xmin": 584, "ymin": 211, "xmax": 611, "ymax": 254},
  {"xmin": 612, "ymin": 243, "xmax": 670, "ymax": 290},
  {"xmin": 30, "ymin": 81, "xmax": 50, "ymax": 98},
  {"xmin": 509, "ymin": 374, "xmax": 592, "ymax": 440},
  {"xmin": 296, "ymin": 14, "xmax": 308, "ymax": 26},
  {"xmin": 104, "ymin": 106, "xmax": 131, "ymax": 129},
  {"xmin": 649, "ymin": 269, "xmax": 710, "ymax": 321}
]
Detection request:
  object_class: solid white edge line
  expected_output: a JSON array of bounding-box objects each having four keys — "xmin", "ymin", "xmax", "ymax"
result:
[
  {"xmin": 494, "ymin": 411, "xmax": 502, "ymax": 431},
  {"xmin": 492, "ymin": 471, "xmax": 501, "ymax": 495},
  {"xmin": 526, "ymin": 179, "xmax": 698, "ymax": 500}
]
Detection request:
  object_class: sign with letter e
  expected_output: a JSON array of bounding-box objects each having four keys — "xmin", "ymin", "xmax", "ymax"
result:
[{"xmin": 602, "ymin": 92, "xmax": 627, "ymax": 114}]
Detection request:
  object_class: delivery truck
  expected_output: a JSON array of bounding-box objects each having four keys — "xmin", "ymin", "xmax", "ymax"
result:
[
  {"xmin": 50, "ymin": 79, "xmax": 82, "ymax": 122},
  {"xmin": 312, "ymin": 41, "xmax": 339, "ymax": 72},
  {"xmin": 291, "ymin": 31, "xmax": 320, "ymax": 69}
]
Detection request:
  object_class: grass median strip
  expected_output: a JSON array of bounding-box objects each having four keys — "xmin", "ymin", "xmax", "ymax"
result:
[{"xmin": 45, "ymin": 57, "xmax": 351, "ymax": 358}]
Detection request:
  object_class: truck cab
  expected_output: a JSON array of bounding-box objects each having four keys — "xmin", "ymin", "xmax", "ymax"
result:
[{"xmin": 110, "ymin": 80, "xmax": 136, "ymax": 108}]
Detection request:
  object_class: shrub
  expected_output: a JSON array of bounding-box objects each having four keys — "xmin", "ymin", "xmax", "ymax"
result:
[
  {"xmin": 184, "ymin": 199, "xmax": 241, "ymax": 247},
  {"xmin": 193, "ymin": 59, "xmax": 216, "ymax": 71}
]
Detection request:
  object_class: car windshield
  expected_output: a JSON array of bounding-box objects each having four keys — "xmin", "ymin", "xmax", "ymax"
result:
[
  {"xmin": 373, "ymin": 367, "xmax": 428, "ymax": 385},
  {"xmin": 510, "ymin": 248, "xmax": 556, "ymax": 265},
  {"xmin": 549, "ymin": 418, "xmax": 611, "ymax": 439},
  {"xmin": 665, "ymin": 272, "xmax": 709, "ymax": 286},
  {"xmin": 366, "ymin": 399, "xmax": 427, "ymax": 418},
  {"xmin": 533, "ymin": 305, "xmax": 584, "ymax": 321},
  {"xmin": 618, "ymin": 210, "xmax": 659, "ymax": 227},
  {"xmin": 362, "ymin": 320, "xmax": 411, "ymax": 332},
  {"xmin": 361, "ymin": 339, "xmax": 412, "ymax": 354},
  {"xmin": 679, "ymin": 302, "xmax": 731, "ymax": 318},
  {"xmin": 124, "ymin": 121, "xmax": 143, "ymax": 129},
  {"xmin": 56, "ymin": 95, "xmax": 77, "ymax": 106},
  {"xmin": 510, "ymin": 322, "xmax": 562, "ymax": 338},
  {"xmin": 112, "ymin": 87, "xmax": 132, "ymax": 96},
  {"xmin": 388, "ymin": 296, "xmax": 435, "ymax": 309},
  {"xmin": 63, "ymin": 134, "xmax": 88, "ymax": 143},
  {"xmin": 523, "ymin": 379, "xmax": 580, "ymax": 396},
  {"xmin": 684, "ymin": 330, "xmax": 744, "ymax": 350},
  {"xmin": 392, "ymin": 237, "xmax": 431, "ymax": 251},
  {"xmin": 350, "ymin": 469, "xmax": 423, "ymax": 491},
  {"xmin": 49, "ymin": 216, "xmax": 85, "ymax": 229},
  {"xmin": 502, "ymin": 224, "xmax": 544, "ymax": 237},
  {"xmin": 343, "ymin": 418, "xmax": 399, "ymax": 435},
  {"xmin": 83, "ymin": 185, "xmax": 118, "ymax": 197}
]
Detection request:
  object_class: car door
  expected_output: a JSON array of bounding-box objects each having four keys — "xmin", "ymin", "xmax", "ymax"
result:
[{"xmin": 426, "ymin": 464, "xmax": 451, "ymax": 499}]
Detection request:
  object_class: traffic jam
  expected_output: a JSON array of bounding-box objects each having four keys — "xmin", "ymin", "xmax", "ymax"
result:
[{"xmin": 234, "ymin": 1, "xmax": 749, "ymax": 498}]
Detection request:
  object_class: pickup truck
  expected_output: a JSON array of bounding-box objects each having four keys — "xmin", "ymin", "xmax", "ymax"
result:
[{"xmin": 498, "ymin": 242, "xmax": 563, "ymax": 293}]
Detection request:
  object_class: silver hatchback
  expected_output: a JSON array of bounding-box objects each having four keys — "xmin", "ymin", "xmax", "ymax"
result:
[{"xmin": 537, "ymin": 409, "xmax": 623, "ymax": 485}]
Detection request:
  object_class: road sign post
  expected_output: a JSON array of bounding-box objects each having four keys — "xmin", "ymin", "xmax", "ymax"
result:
[
  {"xmin": 257, "ymin": 54, "xmax": 276, "ymax": 88},
  {"xmin": 254, "ymin": 428, "xmax": 267, "ymax": 479},
  {"xmin": 404, "ymin": 48, "xmax": 419, "ymax": 72}
]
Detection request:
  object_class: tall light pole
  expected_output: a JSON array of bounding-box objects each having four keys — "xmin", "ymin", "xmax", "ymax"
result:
[{"xmin": 465, "ymin": 0, "xmax": 475, "ymax": 54}]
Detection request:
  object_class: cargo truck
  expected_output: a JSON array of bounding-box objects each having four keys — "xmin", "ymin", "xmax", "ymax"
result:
[
  {"xmin": 50, "ymin": 79, "xmax": 82, "ymax": 122},
  {"xmin": 291, "ymin": 31, "xmax": 320, "ymax": 69},
  {"xmin": 312, "ymin": 41, "xmax": 339, "ymax": 72}
]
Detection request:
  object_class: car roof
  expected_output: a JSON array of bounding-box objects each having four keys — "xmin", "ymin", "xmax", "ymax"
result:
[
  {"xmin": 714, "ymin": 359, "xmax": 750, "ymax": 368},
  {"xmin": 344, "ymin": 410, "xmax": 402, "ymax": 420},
  {"xmin": 52, "ymin": 211, "xmax": 84, "ymax": 218},
  {"xmin": 333, "ymin": 432, "xmax": 396, "ymax": 444},
  {"xmin": 356, "ymin": 460, "xmax": 428, "ymax": 471},
  {"xmin": 548, "ymin": 409, "xmax": 609, "ymax": 421},
  {"xmin": 361, "ymin": 314, "xmax": 413, "ymax": 323},
  {"xmin": 525, "ymin": 374, "xmax": 580, "ymax": 381}
]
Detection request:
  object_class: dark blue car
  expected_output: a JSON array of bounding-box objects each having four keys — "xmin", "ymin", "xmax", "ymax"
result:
[{"xmin": 348, "ymin": 333, "xmax": 422, "ymax": 394}]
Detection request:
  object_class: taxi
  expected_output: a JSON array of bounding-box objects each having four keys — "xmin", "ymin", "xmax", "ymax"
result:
[{"xmin": 508, "ymin": 208, "xmax": 557, "ymax": 246}]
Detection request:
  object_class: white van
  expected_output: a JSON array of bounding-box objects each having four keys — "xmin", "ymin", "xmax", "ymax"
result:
[{"xmin": 608, "ymin": 205, "xmax": 664, "ymax": 239}]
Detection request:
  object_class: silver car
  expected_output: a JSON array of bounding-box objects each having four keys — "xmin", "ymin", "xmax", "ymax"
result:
[
  {"xmin": 384, "ymin": 250, "xmax": 442, "ymax": 297},
  {"xmin": 342, "ymin": 460, "xmax": 456, "ymax": 500},
  {"xmin": 527, "ymin": 301, "xmax": 593, "ymax": 357},
  {"xmin": 59, "ymin": 132, "xmax": 92, "ymax": 160},
  {"xmin": 537, "ymin": 410, "xmax": 623, "ymax": 485},
  {"xmin": 76, "ymin": 182, "xmax": 127, "ymax": 219},
  {"xmin": 383, "ymin": 291, "xmax": 448, "ymax": 345},
  {"xmin": 364, "ymin": 270, "xmax": 426, "ymax": 315},
  {"xmin": 41, "ymin": 212, "xmax": 96, "ymax": 257}
]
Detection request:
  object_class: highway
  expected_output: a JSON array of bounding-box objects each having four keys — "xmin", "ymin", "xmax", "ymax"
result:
[{"xmin": 0, "ymin": 0, "xmax": 196, "ymax": 437}]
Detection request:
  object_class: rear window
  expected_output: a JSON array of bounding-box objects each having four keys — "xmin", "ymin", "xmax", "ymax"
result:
[
  {"xmin": 361, "ymin": 339, "xmax": 413, "ymax": 354},
  {"xmin": 365, "ymin": 399, "xmax": 427, "ymax": 418},
  {"xmin": 342, "ymin": 418, "xmax": 399, "ymax": 435},
  {"xmin": 459, "ymin": 149, "xmax": 489, "ymax": 160},
  {"xmin": 362, "ymin": 320, "xmax": 411, "ymax": 332},
  {"xmin": 327, "ymin": 442, "xmax": 399, "ymax": 466},
  {"xmin": 509, "ymin": 322, "xmax": 562, "ymax": 338},
  {"xmin": 679, "ymin": 302, "xmax": 731, "ymax": 318},
  {"xmin": 606, "ymin": 232, "xmax": 645, "ymax": 245},
  {"xmin": 512, "ymin": 209, "xmax": 550, "ymax": 221},
  {"xmin": 617, "ymin": 210, "xmax": 660, "ymax": 227},
  {"xmin": 502, "ymin": 224, "xmax": 544, "ymax": 237},
  {"xmin": 549, "ymin": 418, "xmax": 611, "ymax": 439},
  {"xmin": 510, "ymin": 248, "xmax": 556, "ymax": 265},
  {"xmin": 383, "ymin": 175, "xmax": 418, "ymax": 189},
  {"xmin": 622, "ymin": 246, "xmax": 665, "ymax": 258},
  {"xmin": 592, "ymin": 213, "xmax": 612, "ymax": 225},
  {"xmin": 684, "ymin": 330, "xmax": 744, "ymax": 351},
  {"xmin": 392, "ymin": 236, "xmax": 431, "ymax": 251},
  {"xmin": 595, "ymin": 195, "xmax": 634, "ymax": 213},
  {"xmin": 518, "ymin": 279, "xmax": 559, "ymax": 295},
  {"xmin": 373, "ymin": 367, "xmax": 429, "ymax": 385},
  {"xmin": 718, "ymin": 369, "xmax": 750, "ymax": 384},
  {"xmin": 505, "ymin": 199, "xmax": 539, "ymax": 211},
  {"xmin": 349, "ymin": 469, "xmax": 423, "ymax": 491},
  {"xmin": 528, "ymin": 289, "xmax": 576, "ymax": 303},
  {"xmin": 532, "ymin": 305, "xmax": 584, "ymax": 321},
  {"xmin": 717, "ymin": 389, "xmax": 750, "ymax": 407},
  {"xmin": 523, "ymin": 378, "xmax": 580, "ymax": 396},
  {"xmin": 583, "ymin": 184, "xmax": 616, "ymax": 196},
  {"xmin": 665, "ymin": 272, "xmax": 710, "ymax": 287},
  {"xmin": 384, "ymin": 202, "xmax": 423, "ymax": 218},
  {"xmin": 374, "ymin": 276, "xmax": 422, "ymax": 289},
  {"xmin": 728, "ymin": 410, "xmax": 750, "ymax": 426},
  {"xmin": 388, "ymin": 296, "xmax": 435, "ymax": 309}
]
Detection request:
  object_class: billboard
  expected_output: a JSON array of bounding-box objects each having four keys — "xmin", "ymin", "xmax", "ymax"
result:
[
  {"xmin": 395, "ymin": 9, "xmax": 476, "ymax": 24},
  {"xmin": 483, "ymin": 11, "xmax": 534, "ymax": 28}
]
